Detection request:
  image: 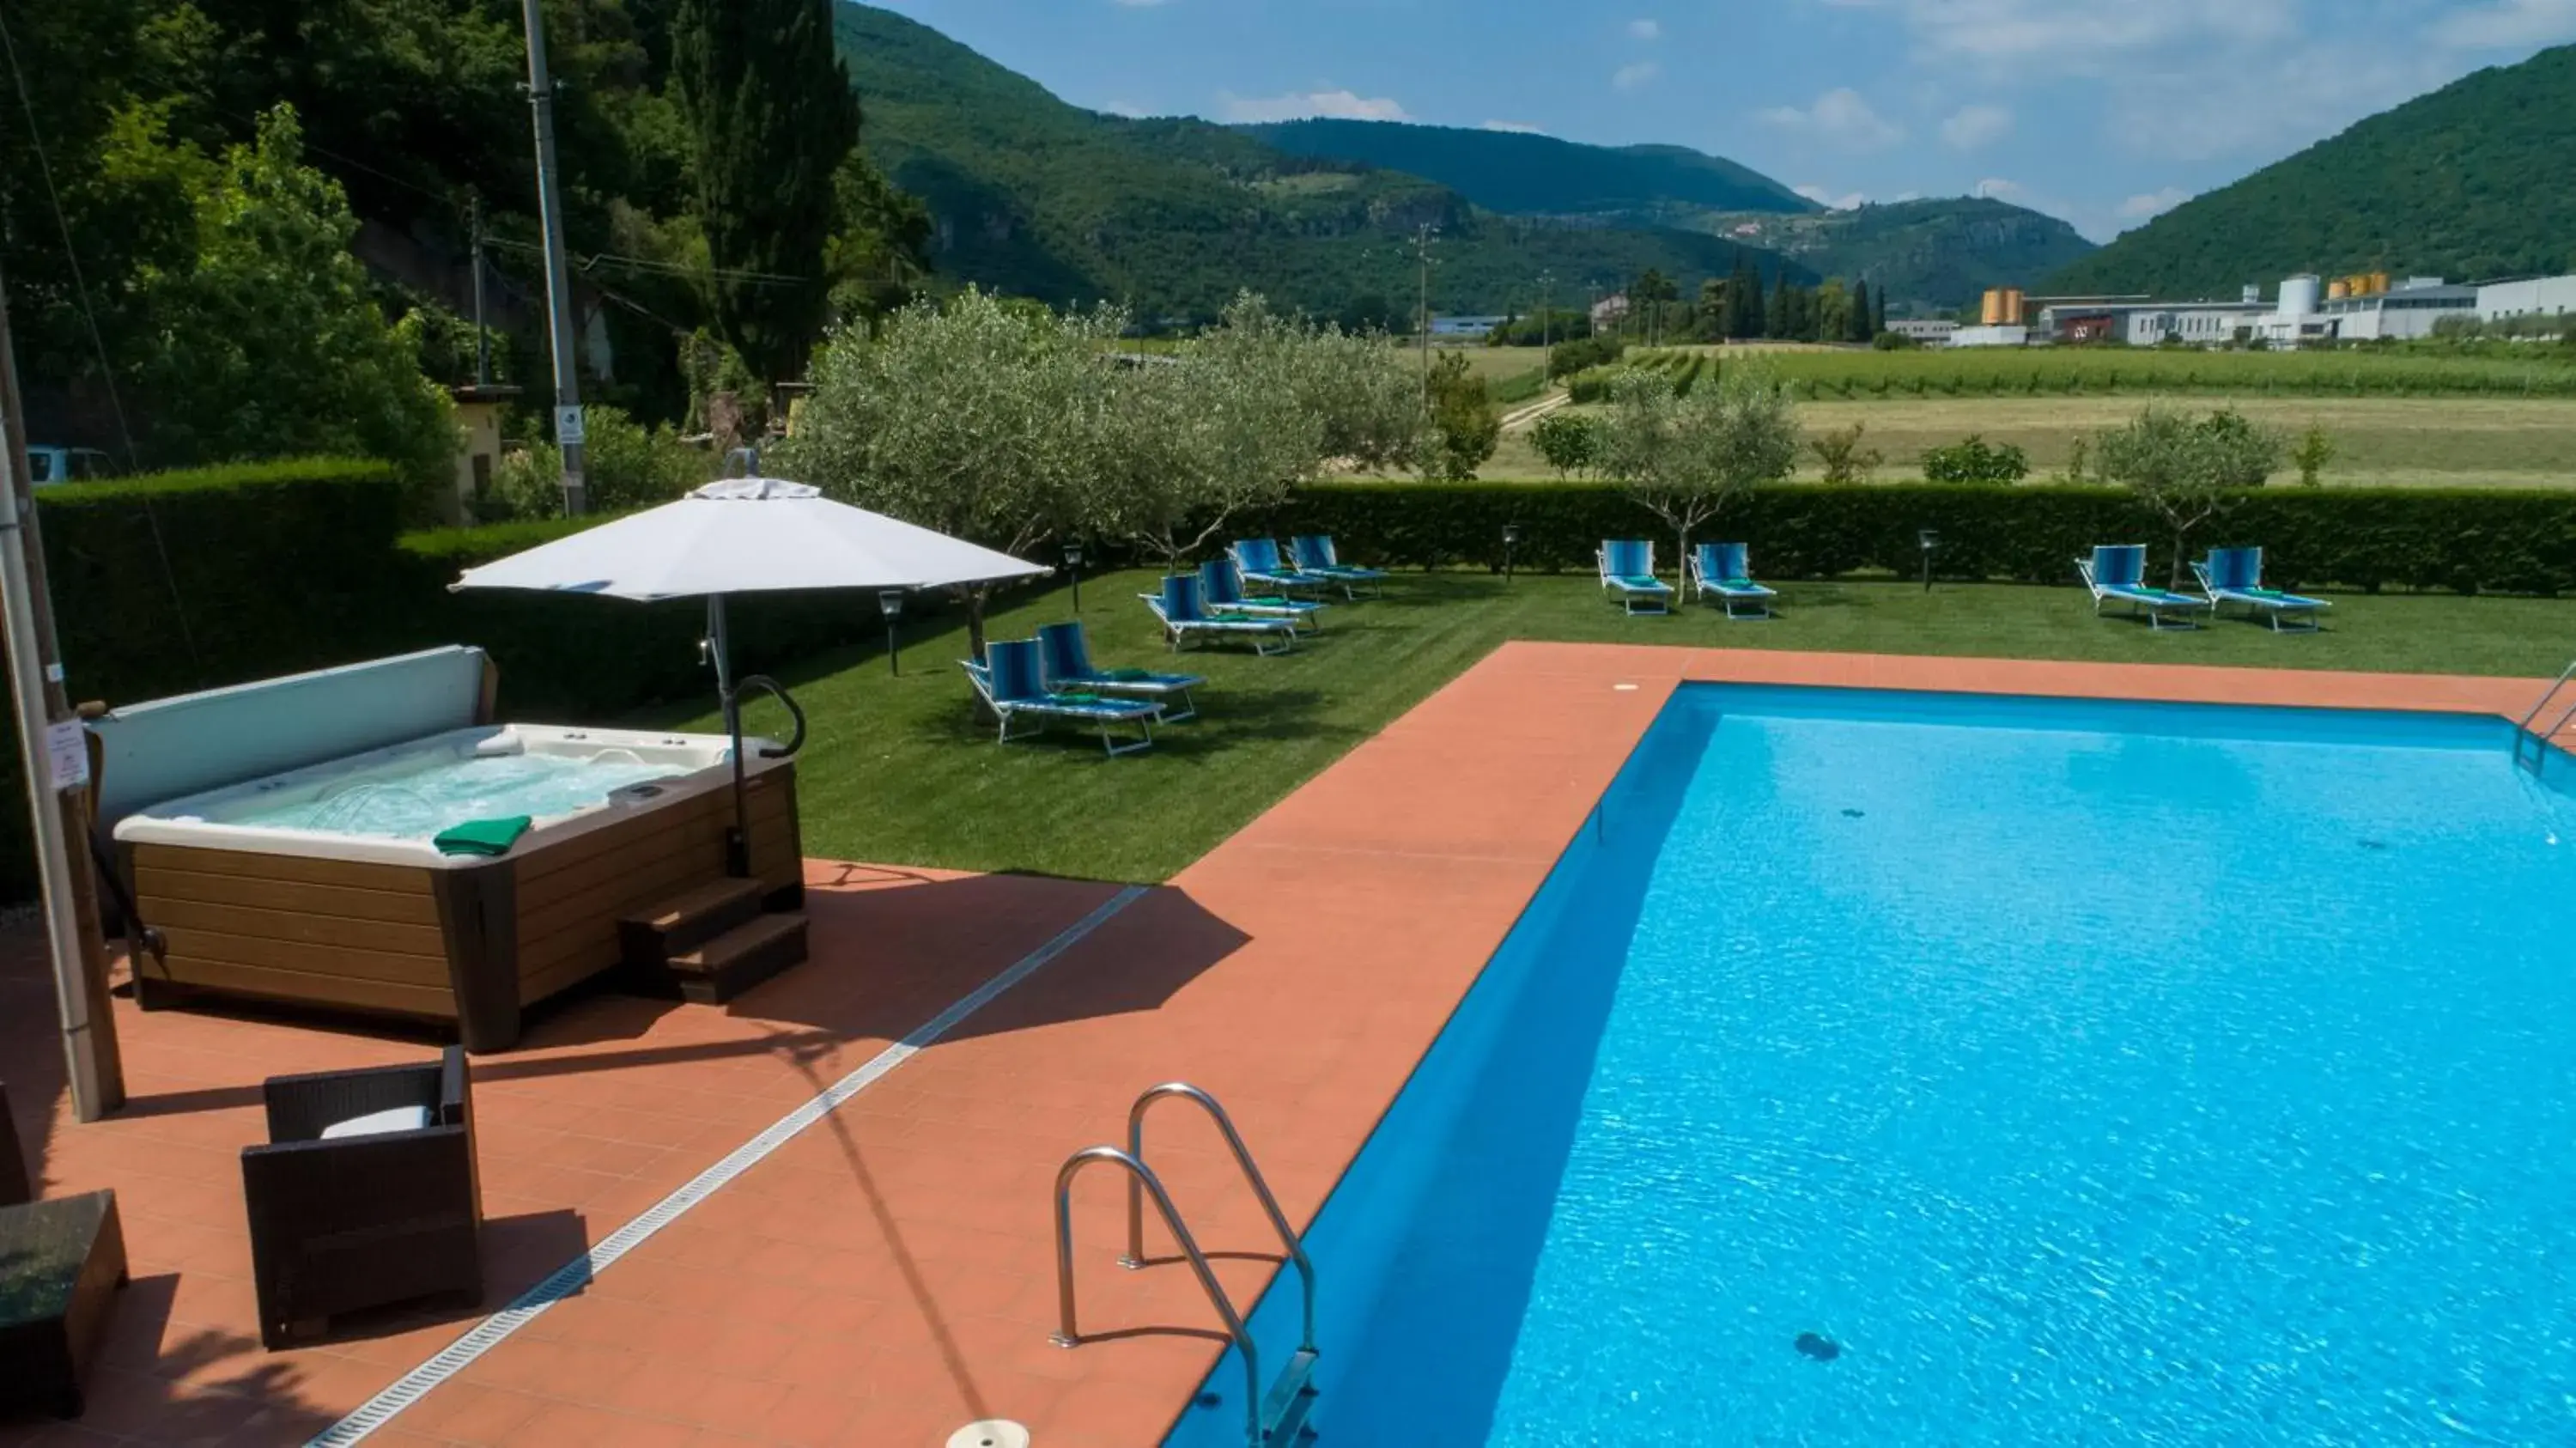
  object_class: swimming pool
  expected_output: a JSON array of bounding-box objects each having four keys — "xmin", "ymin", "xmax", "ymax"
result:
[{"xmin": 1168, "ymin": 684, "xmax": 2576, "ymax": 1445}]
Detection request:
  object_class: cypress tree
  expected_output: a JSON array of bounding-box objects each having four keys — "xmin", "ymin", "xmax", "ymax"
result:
[
  {"xmin": 1849, "ymin": 281, "xmax": 1873, "ymax": 342},
  {"xmin": 1768, "ymin": 271, "xmax": 1794, "ymax": 340},
  {"xmin": 673, "ymin": 0, "xmax": 860, "ymax": 383},
  {"xmin": 1736, "ymin": 258, "xmax": 1765, "ymax": 339},
  {"xmin": 1870, "ymin": 283, "xmax": 1887, "ymax": 338}
]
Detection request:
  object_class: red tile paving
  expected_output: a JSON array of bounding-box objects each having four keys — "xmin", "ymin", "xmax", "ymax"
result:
[{"xmin": 0, "ymin": 646, "xmax": 2552, "ymax": 1447}]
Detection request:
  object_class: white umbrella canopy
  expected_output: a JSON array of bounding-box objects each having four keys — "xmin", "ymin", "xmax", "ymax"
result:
[
  {"xmin": 451, "ymin": 477, "xmax": 1049, "ymax": 879},
  {"xmin": 450, "ymin": 477, "xmax": 1048, "ymax": 599}
]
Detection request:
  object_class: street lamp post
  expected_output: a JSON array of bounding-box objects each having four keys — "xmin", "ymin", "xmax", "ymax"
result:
[
  {"xmin": 1064, "ymin": 542, "xmax": 1084, "ymax": 613},
  {"xmin": 1919, "ymin": 529, "xmax": 1941, "ymax": 593},
  {"xmin": 879, "ymin": 589, "xmax": 907, "ymax": 675},
  {"xmin": 1503, "ymin": 523, "xmax": 1522, "ymax": 584}
]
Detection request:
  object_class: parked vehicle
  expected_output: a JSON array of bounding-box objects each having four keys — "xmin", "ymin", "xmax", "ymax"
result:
[{"xmin": 28, "ymin": 446, "xmax": 115, "ymax": 485}]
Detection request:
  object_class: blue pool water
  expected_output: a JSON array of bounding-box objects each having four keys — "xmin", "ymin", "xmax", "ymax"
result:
[
  {"xmin": 224, "ymin": 751, "xmax": 677, "ymax": 840},
  {"xmin": 1168, "ymin": 685, "xmax": 2576, "ymax": 1446}
]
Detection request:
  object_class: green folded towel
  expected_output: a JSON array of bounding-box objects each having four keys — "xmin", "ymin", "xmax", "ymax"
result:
[
  {"xmin": 1248, "ymin": 595, "xmax": 1294, "ymax": 606},
  {"xmin": 1723, "ymin": 577, "xmax": 1757, "ymax": 589},
  {"xmin": 1057, "ymin": 692, "xmax": 1103, "ymax": 704},
  {"xmin": 1620, "ymin": 575, "xmax": 1665, "ymax": 590},
  {"xmin": 1103, "ymin": 667, "xmax": 1154, "ymax": 682},
  {"xmin": 2245, "ymin": 587, "xmax": 2287, "ymax": 599},
  {"xmin": 1212, "ymin": 609, "xmax": 1262, "ymax": 623},
  {"xmin": 434, "ymin": 816, "xmax": 531, "ymax": 857}
]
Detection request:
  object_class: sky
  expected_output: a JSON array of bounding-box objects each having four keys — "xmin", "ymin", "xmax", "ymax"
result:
[{"xmin": 857, "ymin": 0, "xmax": 2576, "ymax": 241}]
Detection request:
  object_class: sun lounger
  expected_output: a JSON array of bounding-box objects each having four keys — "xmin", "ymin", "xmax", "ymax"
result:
[
  {"xmin": 1689, "ymin": 542, "xmax": 1779, "ymax": 621},
  {"xmin": 1290, "ymin": 535, "xmax": 1388, "ymax": 598},
  {"xmin": 2193, "ymin": 547, "xmax": 2330, "ymax": 632},
  {"xmin": 1139, "ymin": 573, "xmax": 1300, "ymax": 654},
  {"xmin": 962, "ymin": 639, "xmax": 1161, "ymax": 755},
  {"xmin": 1230, "ymin": 538, "xmax": 1337, "ymax": 601},
  {"xmin": 1599, "ymin": 539, "xmax": 1674, "ymax": 615},
  {"xmin": 1200, "ymin": 558, "xmax": 1327, "ymax": 632},
  {"xmin": 2079, "ymin": 545, "xmax": 2212, "ymax": 631},
  {"xmin": 1035, "ymin": 622, "xmax": 1206, "ymax": 722}
]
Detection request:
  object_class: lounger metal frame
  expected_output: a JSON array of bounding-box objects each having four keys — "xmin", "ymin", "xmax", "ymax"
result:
[
  {"xmin": 963, "ymin": 660, "xmax": 1161, "ymax": 756},
  {"xmin": 2190, "ymin": 557, "xmax": 2329, "ymax": 633},
  {"xmin": 2078, "ymin": 552, "xmax": 2211, "ymax": 632}
]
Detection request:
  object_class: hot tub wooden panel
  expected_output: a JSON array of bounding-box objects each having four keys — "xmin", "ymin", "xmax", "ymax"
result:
[{"xmin": 128, "ymin": 846, "xmax": 456, "ymax": 1019}]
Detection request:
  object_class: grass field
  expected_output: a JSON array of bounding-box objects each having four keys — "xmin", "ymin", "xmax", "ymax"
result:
[
  {"xmin": 638, "ymin": 569, "xmax": 2571, "ymax": 885},
  {"xmin": 1754, "ymin": 345, "xmax": 2576, "ymax": 399},
  {"xmin": 1488, "ymin": 392, "xmax": 2576, "ymax": 486}
]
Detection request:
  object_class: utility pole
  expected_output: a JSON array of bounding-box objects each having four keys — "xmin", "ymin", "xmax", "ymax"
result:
[
  {"xmin": 1539, "ymin": 271, "xmax": 1556, "ymax": 355},
  {"xmin": 519, "ymin": 0, "xmax": 587, "ymax": 514},
  {"xmin": 468, "ymin": 192, "xmax": 490, "ymax": 388},
  {"xmin": 0, "ymin": 258, "xmax": 124, "ymax": 1122},
  {"xmin": 1413, "ymin": 224, "xmax": 1437, "ymax": 405}
]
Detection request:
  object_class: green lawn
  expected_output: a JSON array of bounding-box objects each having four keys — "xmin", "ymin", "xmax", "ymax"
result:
[{"xmin": 640, "ymin": 570, "xmax": 2575, "ymax": 885}]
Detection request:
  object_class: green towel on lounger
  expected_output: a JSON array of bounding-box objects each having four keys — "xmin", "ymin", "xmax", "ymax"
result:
[
  {"xmin": 434, "ymin": 815, "xmax": 531, "ymax": 857},
  {"xmin": 1103, "ymin": 667, "xmax": 1155, "ymax": 681},
  {"xmin": 1620, "ymin": 575, "xmax": 1664, "ymax": 590}
]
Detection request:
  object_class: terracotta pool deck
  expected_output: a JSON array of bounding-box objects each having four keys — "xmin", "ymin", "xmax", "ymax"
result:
[{"xmin": 0, "ymin": 645, "xmax": 2550, "ymax": 1447}]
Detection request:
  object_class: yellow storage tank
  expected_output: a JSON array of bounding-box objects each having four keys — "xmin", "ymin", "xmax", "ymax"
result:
[
  {"xmin": 2328, "ymin": 279, "xmax": 2349, "ymax": 300},
  {"xmin": 2367, "ymin": 271, "xmax": 2390, "ymax": 295},
  {"xmin": 1980, "ymin": 289, "xmax": 2006, "ymax": 325},
  {"xmin": 2002, "ymin": 288, "xmax": 2026, "ymax": 325}
]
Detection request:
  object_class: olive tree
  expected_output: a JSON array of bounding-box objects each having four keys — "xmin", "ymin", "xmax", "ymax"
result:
[
  {"xmin": 779, "ymin": 286, "xmax": 1126, "ymax": 655},
  {"xmin": 2094, "ymin": 405, "xmax": 2286, "ymax": 587},
  {"xmin": 1598, "ymin": 363, "xmax": 1800, "ymax": 573},
  {"xmin": 1088, "ymin": 295, "xmax": 1325, "ymax": 575}
]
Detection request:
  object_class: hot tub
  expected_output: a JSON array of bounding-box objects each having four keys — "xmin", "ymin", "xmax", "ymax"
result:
[{"xmin": 94, "ymin": 651, "xmax": 801, "ymax": 1051}]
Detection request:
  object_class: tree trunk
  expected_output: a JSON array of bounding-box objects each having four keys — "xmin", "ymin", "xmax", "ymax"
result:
[
  {"xmin": 1676, "ymin": 523, "xmax": 1690, "ymax": 584},
  {"xmin": 2169, "ymin": 525, "xmax": 2190, "ymax": 592},
  {"xmin": 964, "ymin": 585, "xmax": 989, "ymax": 663}
]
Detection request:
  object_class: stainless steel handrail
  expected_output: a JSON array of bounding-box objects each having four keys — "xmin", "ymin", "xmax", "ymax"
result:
[
  {"xmin": 1053, "ymin": 1145, "xmax": 1261, "ymax": 1448},
  {"xmin": 1123, "ymin": 1083, "xmax": 1319, "ymax": 1355},
  {"xmin": 2519, "ymin": 659, "xmax": 2576, "ymax": 733},
  {"xmin": 2515, "ymin": 660, "xmax": 2576, "ymax": 770}
]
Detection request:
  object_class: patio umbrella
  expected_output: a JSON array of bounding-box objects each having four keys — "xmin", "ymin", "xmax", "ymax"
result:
[{"xmin": 452, "ymin": 477, "xmax": 1049, "ymax": 874}]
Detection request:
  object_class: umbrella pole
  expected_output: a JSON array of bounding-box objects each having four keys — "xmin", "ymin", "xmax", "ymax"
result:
[{"xmin": 709, "ymin": 593, "xmax": 751, "ymax": 879}]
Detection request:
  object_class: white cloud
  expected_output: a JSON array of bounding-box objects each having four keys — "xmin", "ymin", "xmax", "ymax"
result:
[
  {"xmin": 2432, "ymin": 0, "xmax": 2576, "ymax": 48},
  {"xmin": 1822, "ymin": 0, "xmax": 2300, "ymax": 71},
  {"xmin": 1100, "ymin": 99, "xmax": 1151, "ymax": 118},
  {"xmin": 1795, "ymin": 183, "xmax": 1868, "ymax": 210},
  {"xmin": 1971, "ymin": 176, "xmax": 2026, "ymax": 202},
  {"xmin": 1612, "ymin": 61, "xmax": 1661, "ymax": 91},
  {"xmin": 1940, "ymin": 103, "xmax": 2013, "ymax": 150},
  {"xmin": 1627, "ymin": 17, "xmax": 1662, "ymax": 40},
  {"xmin": 1481, "ymin": 119, "xmax": 1546, "ymax": 134},
  {"xmin": 2117, "ymin": 186, "xmax": 2191, "ymax": 220},
  {"xmin": 1218, "ymin": 89, "xmax": 1411, "ymax": 123},
  {"xmin": 1757, "ymin": 88, "xmax": 1905, "ymax": 149}
]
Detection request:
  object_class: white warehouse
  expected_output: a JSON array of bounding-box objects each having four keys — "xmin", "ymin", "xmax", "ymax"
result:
[{"xmin": 2477, "ymin": 274, "xmax": 2576, "ymax": 324}]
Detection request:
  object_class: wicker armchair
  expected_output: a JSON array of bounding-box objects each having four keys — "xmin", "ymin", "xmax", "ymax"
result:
[
  {"xmin": 240, "ymin": 1048, "xmax": 483, "ymax": 1348},
  {"xmin": 1, "ymin": 1077, "xmax": 28, "ymax": 1207}
]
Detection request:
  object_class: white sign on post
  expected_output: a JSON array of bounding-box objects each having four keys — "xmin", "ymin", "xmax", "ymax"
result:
[
  {"xmin": 46, "ymin": 720, "xmax": 88, "ymax": 792},
  {"xmin": 554, "ymin": 405, "xmax": 587, "ymax": 447}
]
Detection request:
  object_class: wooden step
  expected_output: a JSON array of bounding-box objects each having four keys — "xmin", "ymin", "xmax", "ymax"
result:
[
  {"xmin": 618, "ymin": 877, "xmax": 763, "ymax": 970},
  {"xmin": 663, "ymin": 912, "xmax": 807, "ymax": 1005}
]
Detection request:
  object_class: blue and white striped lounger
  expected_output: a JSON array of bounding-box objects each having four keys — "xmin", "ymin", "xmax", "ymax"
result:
[
  {"xmin": 963, "ymin": 639, "xmax": 1161, "ymax": 756},
  {"xmin": 1599, "ymin": 539, "xmax": 1674, "ymax": 615},
  {"xmin": 2079, "ymin": 545, "xmax": 2212, "ymax": 631},
  {"xmin": 1035, "ymin": 622, "xmax": 1206, "ymax": 723},
  {"xmin": 1690, "ymin": 542, "xmax": 1779, "ymax": 621},
  {"xmin": 1139, "ymin": 573, "xmax": 1300, "ymax": 654},
  {"xmin": 2193, "ymin": 547, "xmax": 2330, "ymax": 633},
  {"xmin": 1230, "ymin": 538, "xmax": 1337, "ymax": 601},
  {"xmin": 1291, "ymin": 535, "xmax": 1388, "ymax": 598},
  {"xmin": 1200, "ymin": 557, "xmax": 1327, "ymax": 632}
]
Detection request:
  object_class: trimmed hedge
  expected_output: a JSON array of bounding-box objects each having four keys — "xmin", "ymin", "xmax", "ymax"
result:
[{"xmin": 1251, "ymin": 481, "xmax": 2576, "ymax": 595}]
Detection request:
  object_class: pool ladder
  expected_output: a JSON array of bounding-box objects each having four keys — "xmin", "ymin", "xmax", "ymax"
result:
[
  {"xmin": 2513, "ymin": 659, "xmax": 2576, "ymax": 772},
  {"xmin": 1053, "ymin": 1084, "xmax": 1319, "ymax": 1448}
]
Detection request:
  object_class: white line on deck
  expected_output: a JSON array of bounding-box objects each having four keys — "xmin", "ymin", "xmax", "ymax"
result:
[{"xmin": 305, "ymin": 884, "xmax": 1151, "ymax": 1447}]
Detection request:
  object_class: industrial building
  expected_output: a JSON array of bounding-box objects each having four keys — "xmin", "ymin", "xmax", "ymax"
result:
[
  {"xmin": 2478, "ymin": 274, "xmax": 2576, "ymax": 323},
  {"xmin": 2318, "ymin": 275, "xmax": 2476, "ymax": 340},
  {"xmin": 1886, "ymin": 318, "xmax": 1958, "ymax": 344}
]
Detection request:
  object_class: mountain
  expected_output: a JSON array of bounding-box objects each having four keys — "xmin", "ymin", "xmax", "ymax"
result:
[
  {"xmin": 1242, "ymin": 119, "xmax": 1816, "ymax": 218},
  {"xmin": 1712, "ymin": 198, "xmax": 2098, "ymax": 313},
  {"xmin": 2046, "ymin": 44, "xmax": 2576, "ymax": 297},
  {"xmin": 832, "ymin": 3, "xmax": 1812, "ymax": 322},
  {"xmin": 1234, "ymin": 117, "xmax": 2091, "ymax": 309}
]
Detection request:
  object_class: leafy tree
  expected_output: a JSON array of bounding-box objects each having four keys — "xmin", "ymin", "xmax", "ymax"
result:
[
  {"xmin": 489, "ymin": 405, "xmax": 712, "ymax": 519},
  {"xmin": 1531, "ymin": 411, "xmax": 1601, "ymax": 478},
  {"xmin": 2291, "ymin": 423, "xmax": 2336, "ymax": 486},
  {"xmin": 2093, "ymin": 406, "xmax": 2287, "ymax": 587},
  {"xmin": 1697, "ymin": 277, "xmax": 1727, "ymax": 341},
  {"xmin": 1286, "ymin": 322, "xmax": 1426, "ymax": 472},
  {"xmin": 1548, "ymin": 335, "xmax": 1624, "ymax": 378},
  {"xmin": 1808, "ymin": 422, "xmax": 1882, "ymax": 484},
  {"xmin": 1767, "ymin": 271, "xmax": 1795, "ymax": 340},
  {"xmin": 1090, "ymin": 295, "xmax": 1327, "ymax": 576},
  {"xmin": 1920, "ymin": 435, "xmax": 2030, "ymax": 484},
  {"xmin": 1599, "ymin": 362, "xmax": 1799, "ymax": 569},
  {"xmin": 1632, "ymin": 268, "xmax": 1679, "ymax": 346},
  {"xmin": 117, "ymin": 106, "xmax": 454, "ymax": 502},
  {"xmin": 781, "ymin": 287, "xmax": 1125, "ymax": 654},
  {"xmin": 1425, "ymin": 350, "xmax": 1499, "ymax": 479},
  {"xmin": 1724, "ymin": 255, "xmax": 1765, "ymax": 340},
  {"xmin": 672, "ymin": 0, "xmax": 860, "ymax": 383}
]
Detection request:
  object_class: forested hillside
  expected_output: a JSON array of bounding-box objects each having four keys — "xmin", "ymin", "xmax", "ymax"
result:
[
  {"xmin": 2047, "ymin": 43, "xmax": 2576, "ymax": 296},
  {"xmin": 1717, "ymin": 198, "xmax": 2096, "ymax": 312},
  {"xmin": 1243, "ymin": 119, "xmax": 1815, "ymax": 218},
  {"xmin": 835, "ymin": 3, "xmax": 1813, "ymax": 321}
]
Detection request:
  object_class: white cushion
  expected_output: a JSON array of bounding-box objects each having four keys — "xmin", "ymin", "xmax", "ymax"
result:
[{"xmin": 318, "ymin": 1105, "xmax": 431, "ymax": 1141}]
